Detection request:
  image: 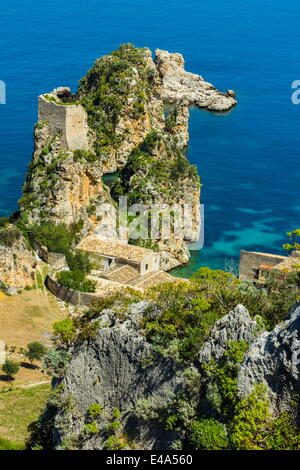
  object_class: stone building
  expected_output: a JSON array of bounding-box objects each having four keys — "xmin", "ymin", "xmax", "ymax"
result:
[
  {"xmin": 77, "ymin": 236, "xmax": 160, "ymax": 276},
  {"xmin": 239, "ymin": 249, "xmax": 300, "ymax": 284},
  {"xmin": 38, "ymin": 88, "xmax": 90, "ymax": 151}
]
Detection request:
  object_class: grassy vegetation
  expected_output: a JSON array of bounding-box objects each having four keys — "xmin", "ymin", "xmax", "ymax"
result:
[
  {"xmin": 0, "ymin": 437, "xmax": 24, "ymax": 450},
  {"xmin": 0, "ymin": 288, "xmax": 66, "ymax": 349},
  {"xmin": 0, "ymin": 384, "xmax": 51, "ymax": 445}
]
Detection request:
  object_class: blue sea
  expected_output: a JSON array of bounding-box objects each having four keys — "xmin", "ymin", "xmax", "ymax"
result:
[{"xmin": 1, "ymin": 0, "xmax": 300, "ymax": 276}]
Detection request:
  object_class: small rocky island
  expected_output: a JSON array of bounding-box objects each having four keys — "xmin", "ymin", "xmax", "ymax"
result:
[{"xmin": 0, "ymin": 44, "xmax": 236, "ymax": 297}]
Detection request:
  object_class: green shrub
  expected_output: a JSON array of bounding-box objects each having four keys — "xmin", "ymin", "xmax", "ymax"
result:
[
  {"xmin": 230, "ymin": 384, "xmax": 272, "ymax": 450},
  {"xmin": 85, "ymin": 288, "xmax": 143, "ymax": 321},
  {"xmin": 27, "ymin": 222, "xmax": 74, "ymax": 254},
  {"xmin": 57, "ymin": 270, "xmax": 96, "ymax": 293},
  {"xmin": 84, "ymin": 421, "xmax": 99, "ymax": 434},
  {"xmin": 88, "ymin": 403, "xmax": 103, "ymax": 418},
  {"xmin": 42, "ymin": 348, "xmax": 71, "ymax": 377},
  {"xmin": 230, "ymin": 385, "xmax": 300, "ymax": 450},
  {"xmin": 189, "ymin": 418, "xmax": 228, "ymax": 450},
  {"xmin": 65, "ymin": 251, "xmax": 91, "ymax": 274},
  {"xmin": 266, "ymin": 412, "xmax": 300, "ymax": 450},
  {"xmin": 0, "ymin": 217, "xmax": 10, "ymax": 228},
  {"xmin": 142, "ymin": 281, "xmax": 217, "ymax": 361},
  {"xmin": 52, "ymin": 319, "xmax": 76, "ymax": 346},
  {"xmin": 26, "ymin": 342, "xmax": 47, "ymax": 365},
  {"xmin": 112, "ymin": 408, "xmax": 121, "ymax": 419},
  {"xmin": 103, "ymin": 435, "xmax": 127, "ymax": 450},
  {"xmin": 73, "ymin": 150, "xmax": 98, "ymax": 163},
  {"xmin": 107, "ymin": 420, "xmax": 121, "ymax": 434},
  {"xmin": 282, "ymin": 228, "xmax": 300, "ymax": 253},
  {"xmin": 2, "ymin": 360, "xmax": 19, "ymax": 380},
  {"xmin": 203, "ymin": 341, "xmax": 249, "ymax": 419}
]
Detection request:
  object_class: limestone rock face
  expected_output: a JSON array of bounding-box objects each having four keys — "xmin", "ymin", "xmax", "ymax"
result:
[
  {"xmin": 238, "ymin": 303, "xmax": 300, "ymax": 412},
  {"xmin": 199, "ymin": 305, "xmax": 259, "ymax": 364},
  {"xmin": 53, "ymin": 302, "xmax": 181, "ymax": 449},
  {"xmin": 0, "ymin": 233, "xmax": 36, "ymax": 292},
  {"xmin": 155, "ymin": 49, "xmax": 237, "ymax": 111},
  {"xmin": 158, "ymin": 237, "xmax": 190, "ymax": 271},
  {"xmin": 24, "ymin": 124, "xmax": 110, "ymax": 227},
  {"xmin": 43, "ymin": 301, "xmax": 300, "ymax": 450}
]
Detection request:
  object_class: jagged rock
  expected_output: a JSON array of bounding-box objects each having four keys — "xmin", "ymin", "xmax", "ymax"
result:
[
  {"xmin": 227, "ymin": 89, "xmax": 236, "ymax": 97},
  {"xmin": 199, "ymin": 305, "xmax": 259, "ymax": 364},
  {"xmin": 0, "ymin": 232, "xmax": 36, "ymax": 291},
  {"xmin": 158, "ymin": 238, "xmax": 191, "ymax": 271},
  {"xmin": 53, "ymin": 302, "xmax": 182, "ymax": 449},
  {"xmin": 155, "ymin": 49, "xmax": 237, "ymax": 111},
  {"xmin": 238, "ymin": 303, "xmax": 300, "ymax": 413},
  {"xmin": 25, "ymin": 128, "xmax": 110, "ymax": 226}
]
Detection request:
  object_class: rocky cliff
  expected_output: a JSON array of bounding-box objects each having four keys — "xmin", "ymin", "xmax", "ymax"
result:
[
  {"xmin": 0, "ymin": 225, "xmax": 36, "ymax": 293},
  {"xmin": 155, "ymin": 49, "xmax": 236, "ymax": 111},
  {"xmin": 238, "ymin": 302, "xmax": 300, "ymax": 413},
  {"xmin": 15, "ymin": 44, "xmax": 236, "ymax": 271},
  {"xmin": 51, "ymin": 302, "xmax": 182, "ymax": 450},
  {"xmin": 34, "ymin": 298, "xmax": 300, "ymax": 450}
]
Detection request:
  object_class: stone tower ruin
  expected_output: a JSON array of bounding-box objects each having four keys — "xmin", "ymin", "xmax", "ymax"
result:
[{"xmin": 38, "ymin": 87, "xmax": 90, "ymax": 151}]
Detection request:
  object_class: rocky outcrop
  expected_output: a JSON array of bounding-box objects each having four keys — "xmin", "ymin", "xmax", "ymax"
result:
[
  {"xmin": 238, "ymin": 303, "xmax": 300, "ymax": 413},
  {"xmin": 155, "ymin": 49, "xmax": 237, "ymax": 112},
  {"xmin": 42, "ymin": 301, "xmax": 300, "ymax": 449},
  {"xmin": 53, "ymin": 302, "xmax": 181, "ymax": 449},
  {"xmin": 0, "ymin": 230, "xmax": 36, "ymax": 293},
  {"xmin": 17, "ymin": 44, "xmax": 236, "ymax": 272},
  {"xmin": 199, "ymin": 304, "xmax": 259, "ymax": 363},
  {"xmin": 22, "ymin": 124, "xmax": 110, "ymax": 226}
]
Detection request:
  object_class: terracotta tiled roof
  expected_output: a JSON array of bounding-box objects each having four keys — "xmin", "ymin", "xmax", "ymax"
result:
[
  {"xmin": 77, "ymin": 236, "xmax": 154, "ymax": 263},
  {"xmin": 258, "ymin": 264, "xmax": 273, "ymax": 270}
]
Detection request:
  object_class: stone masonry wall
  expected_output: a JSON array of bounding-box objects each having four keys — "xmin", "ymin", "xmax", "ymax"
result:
[
  {"xmin": 38, "ymin": 95, "xmax": 90, "ymax": 151},
  {"xmin": 239, "ymin": 250, "xmax": 286, "ymax": 281},
  {"xmin": 45, "ymin": 275, "xmax": 100, "ymax": 307}
]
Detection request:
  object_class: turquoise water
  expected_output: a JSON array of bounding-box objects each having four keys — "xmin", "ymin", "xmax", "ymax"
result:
[{"xmin": 1, "ymin": 0, "xmax": 300, "ymax": 275}]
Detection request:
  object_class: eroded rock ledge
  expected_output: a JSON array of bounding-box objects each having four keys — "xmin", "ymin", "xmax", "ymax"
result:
[{"xmin": 155, "ymin": 49, "xmax": 236, "ymax": 111}]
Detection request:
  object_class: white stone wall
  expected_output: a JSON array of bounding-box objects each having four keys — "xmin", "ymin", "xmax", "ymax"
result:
[
  {"xmin": 38, "ymin": 95, "xmax": 90, "ymax": 151},
  {"xmin": 65, "ymin": 104, "xmax": 90, "ymax": 150},
  {"xmin": 140, "ymin": 252, "xmax": 160, "ymax": 275}
]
